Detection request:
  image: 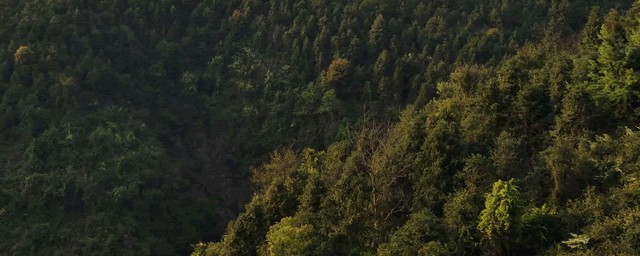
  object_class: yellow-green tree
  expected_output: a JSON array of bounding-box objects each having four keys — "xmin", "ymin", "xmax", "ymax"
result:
[
  {"xmin": 478, "ymin": 179, "xmax": 523, "ymax": 255},
  {"xmin": 265, "ymin": 216, "xmax": 314, "ymax": 256}
]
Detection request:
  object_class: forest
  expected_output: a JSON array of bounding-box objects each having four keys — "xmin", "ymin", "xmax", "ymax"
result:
[{"xmin": 0, "ymin": 0, "xmax": 639, "ymax": 255}]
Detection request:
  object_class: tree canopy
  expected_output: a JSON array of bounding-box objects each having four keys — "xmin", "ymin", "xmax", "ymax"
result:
[{"xmin": 1, "ymin": 0, "xmax": 639, "ymax": 255}]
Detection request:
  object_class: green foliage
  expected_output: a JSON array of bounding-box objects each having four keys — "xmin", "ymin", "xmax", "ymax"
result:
[
  {"xmin": 377, "ymin": 210, "xmax": 443, "ymax": 256},
  {"xmin": 562, "ymin": 233, "xmax": 590, "ymax": 250},
  {"xmin": 2, "ymin": 0, "xmax": 640, "ymax": 255},
  {"xmin": 201, "ymin": 0, "xmax": 639, "ymax": 253},
  {"xmin": 586, "ymin": 6, "xmax": 640, "ymax": 121},
  {"xmin": 478, "ymin": 179, "xmax": 524, "ymax": 254},
  {"xmin": 520, "ymin": 204, "xmax": 563, "ymax": 253},
  {"xmin": 265, "ymin": 216, "xmax": 315, "ymax": 256},
  {"xmin": 320, "ymin": 57, "xmax": 350, "ymax": 87}
]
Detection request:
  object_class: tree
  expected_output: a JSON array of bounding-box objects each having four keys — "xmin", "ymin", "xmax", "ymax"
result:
[
  {"xmin": 265, "ymin": 216, "xmax": 315, "ymax": 256},
  {"xmin": 318, "ymin": 89, "xmax": 340, "ymax": 114},
  {"xmin": 14, "ymin": 45, "xmax": 34, "ymax": 64},
  {"xmin": 377, "ymin": 210, "xmax": 443, "ymax": 256},
  {"xmin": 320, "ymin": 57, "xmax": 350, "ymax": 87},
  {"xmin": 587, "ymin": 9, "xmax": 640, "ymax": 117},
  {"xmin": 478, "ymin": 179, "xmax": 523, "ymax": 255},
  {"xmin": 368, "ymin": 14, "xmax": 386, "ymax": 49}
]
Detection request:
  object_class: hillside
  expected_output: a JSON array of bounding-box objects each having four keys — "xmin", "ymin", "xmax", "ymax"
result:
[
  {"xmin": 194, "ymin": 1, "xmax": 640, "ymax": 256},
  {"xmin": 0, "ymin": 0, "xmax": 638, "ymax": 255}
]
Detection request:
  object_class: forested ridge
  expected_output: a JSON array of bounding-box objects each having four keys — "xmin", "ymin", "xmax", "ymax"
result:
[{"xmin": 0, "ymin": 0, "xmax": 639, "ymax": 255}]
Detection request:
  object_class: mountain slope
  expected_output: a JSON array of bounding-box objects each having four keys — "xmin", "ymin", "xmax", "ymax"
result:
[
  {"xmin": 195, "ymin": 1, "xmax": 640, "ymax": 255},
  {"xmin": 0, "ymin": 0, "xmax": 637, "ymax": 255}
]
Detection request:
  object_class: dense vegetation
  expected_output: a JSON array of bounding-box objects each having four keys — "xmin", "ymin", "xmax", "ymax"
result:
[
  {"xmin": 0, "ymin": 0, "xmax": 638, "ymax": 255},
  {"xmin": 194, "ymin": 1, "xmax": 640, "ymax": 255}
]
